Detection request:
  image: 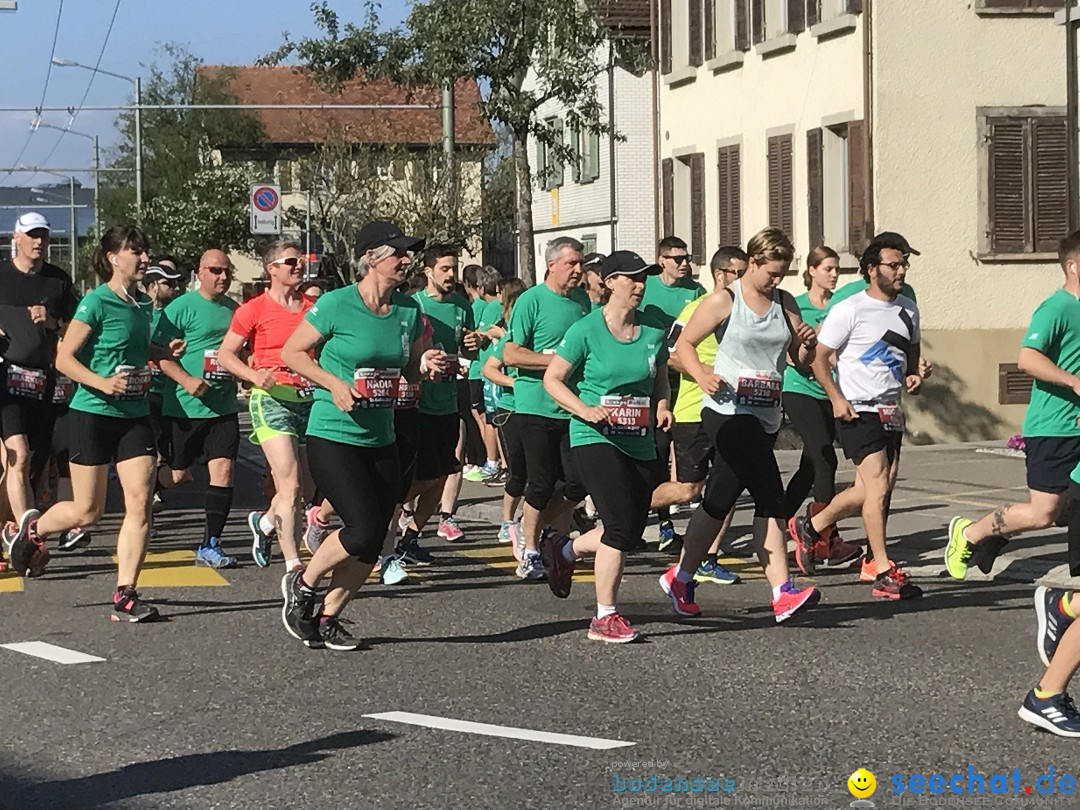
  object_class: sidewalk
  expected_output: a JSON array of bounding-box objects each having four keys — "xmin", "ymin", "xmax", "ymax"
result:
[{"xmin": 453, "ymin": 441, "xmax": 1080, "ymax": 590}]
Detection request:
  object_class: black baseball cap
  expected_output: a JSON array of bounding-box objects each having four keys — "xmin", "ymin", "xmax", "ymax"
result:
[
  {"xmin": 598, "ymin": 250, "xmax": 661, "ymax": 280},
  {"xmin": 144, "ymin": 264, "xmax": 182, "ymax": 284},
  {"xmin": 354, "ymin": 220, "xmax": 425, "ymax": 257},
  {"xmin": 582, "ymin": 252, "xmax": 606, "ymax": 270},
  {"xmin": 870, "ymin": 231, "xmax": 919, "ymax": 257}
]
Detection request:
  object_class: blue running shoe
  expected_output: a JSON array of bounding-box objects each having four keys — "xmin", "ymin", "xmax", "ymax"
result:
[
  {"xmin": 1035, "ymin": 586, "xmax": 1075, "ymax": 667},
  {"xmin": 195, "ymin": 537, "xmax": 237, "ymax": 569},
  {"xmin": 396, "ymin": 537, "xmax": 433, "ymax": 566},
  {"xmin": 1018, "ymin": 689, "xmax": 1080, "ymax": 737},
  {"xmin": 379, "ymin": 555, "xmax": 410, "ymax": 585},
  {"xmin": 657, "ymin": 520, "xmax": 682, "ymax": 553},
  {"xmin": 248, "ymin": 511, "xmax": 273, "ymax": 568},
  {"xmin": 694, "ymin": 559, "xmax": 740, "ymax": 585}
]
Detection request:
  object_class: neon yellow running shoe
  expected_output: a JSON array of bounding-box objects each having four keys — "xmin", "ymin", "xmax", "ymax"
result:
[{"xmin": 945, "ymin": 517, "xmax": 974, "ymax": 580}]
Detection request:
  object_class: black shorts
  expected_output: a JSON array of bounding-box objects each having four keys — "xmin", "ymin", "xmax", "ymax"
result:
[
  {"xmin": 518, "ymin": 414, "xmax": 587, "ymax": 509},
  {"xmin": 394, "ymin": 407, "xmax": 422, "ymax": 501},
  {"xmin": 415, "ymin": 412, "xmax": 461, "ymax": 481},
  {"xmin": 61, "ymin": 409, "xmax": 156, "ymax": 467},
  {"xmin": 836, "ymin": 412, "xmax": 904, "ymax": 467},
  {"xmin": 1025, "ymin": 436, "xmax": 1080, "ymax": 494},
  {"xmin": 167, "ymin": 413, "xmax": 240, "ymax": 471},
  {"xmin": 468, "ymin": 378, "xmax": 485, "ymax": 413},
  {"xmin": 671, "ymin": 421, "xmax": 713, "ymax": 483},
  {"xmin": 0, "ymin": 392, "xmax": 57, "ymax": 452},
  {"xmin": 147, "ymin": 391, "xmax": 170, "ymax": 459},
  {"xmin": 575, "ymin": 443, "xmax": 664, "ymax": 551}
]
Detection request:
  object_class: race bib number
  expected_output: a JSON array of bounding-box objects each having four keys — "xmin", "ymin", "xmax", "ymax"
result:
[
  {"xmin": 6, "ymin": 365, "xmax": 47, "ymax": 400},
  {"xmin": 877, "ymin": 404, "xmax": 905, "ymax": 433},
  {"xmin": 735, "ymin": 370, "xmax": 782, "ymax": 408},
  {"xmin": 202, "ymin": 350, "xmax": 231, "ymax": 381},
  {"xmin": 52, "ymin": 375, "xmax": 74, "ymax": 404},
  {"xmin": 353, "ymin": 367, "xmax": 400, "ymax": 409},
  {"xmin": 395, "ymin": 377, "xmax": 421, "ymax": 410},
  {"xmin": 598, "ymin": 395, "xmax": 651, "ymax": 438},
  {"xmin": 116, "ymin": 365, "xmax": 152, "ymax": 401}
]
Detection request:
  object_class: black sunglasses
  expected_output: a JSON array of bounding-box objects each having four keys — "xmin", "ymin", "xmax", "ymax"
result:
[
  {"xmin": 205, "ymin": 266, "xmax": 231, "ymax": 275},
  {"xmin": 664, "ymin": 254, "xmax": 691, "ymax": 265}
]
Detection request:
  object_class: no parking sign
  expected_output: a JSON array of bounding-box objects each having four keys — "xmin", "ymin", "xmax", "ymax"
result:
[{"xmin": 250, "ymin": 184, "xmax": 281, "ymax": 235}]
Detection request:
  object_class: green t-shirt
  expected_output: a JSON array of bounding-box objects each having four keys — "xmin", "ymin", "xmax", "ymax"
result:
[
  {"xmin": 70, "ymin": 284, "xmax": 154, "ymax": 419},
  {"xmin": 782, "ymin": 292, "xmax": 830, "ymax": 401},
  {"xmin": 639, "ymin": 274, "xmax": 707, "ymax": 331},
  {"xmin": 469, "ymin": 296, "xmax": 503, "ymax": 380},
  {"xmin": 304, "ymin": 286, "xmax": 423, "ymax": 447},
  {"xmin": 413, "ymin": 290, "xmax": 474, "ymax": 416},
  {"xmin": 507, "ymin": 284, "xmax": 590, "ymax": 419},
  {"xmin": 831, "ymin": 278, "xmax": 918, "ymax": 307},
  {"xmin": 556, "ymin": 309, "xmax": 669, "ymax": 461},
  {"xmin": 1021, "ymin": 289, "xmax": 1080, "ymax": 438},
  {"xmin": 490, "ymin": 333, "xmax": 516, "ymax": 412},
  {"xmin": 149, "ymin": 307, "xmax": 173, "ymax": 397},
  {"xmin": 155, "ymin": 290, "xmax": 240, "ymax": 420}
]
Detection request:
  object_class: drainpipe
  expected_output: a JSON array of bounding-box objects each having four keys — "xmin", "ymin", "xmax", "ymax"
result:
[
  {"xmin": 650, "ymin": 0, "xmax": 661, "ymax": 246},
  {"xmin": 863, "ymin": 0, "xmax": 875, "ymax": 238},
  {"xmin": 608, "ymin": 46, "xmax": 618, "ymax": 251}
]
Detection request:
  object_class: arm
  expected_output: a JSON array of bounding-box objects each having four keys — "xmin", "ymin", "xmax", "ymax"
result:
[
  {"xmin": 159, "ymin": 357, "xmax": 209, "ymax": 399},
  {"xmin": 217, "ymin": 329, "xmax": 275, "ymax": 389},
  {"xmin": 1018, "ymin": 346, "xmax": 1080, "ymax": 396},
  {"xmin": 653, "ymin": 361, "xmax": 674, "ymax": 431},
  {"xmin": 543, "ymin": 355, "xmax": 611, "ymax": 424},
  {"xmin": 905, "ymin": 341, "xmax": 923, "ymax": 395},
  {"xmin": 780, "ymin": 290, "xmax": 817, "ymax": 367},
  {"xmin": 666, "ymin": 322, "xmax": 687, "ymax": 374},
  {"xmin": 503, "ymin": 341, "xmax": 555, "ymax": 371},
  {"xmin": 674, "ymin": 292, "xmax": 731, "ymax": 396},
  {"xmin": 482, "ymin": 353, "xmax": 515, "ymax": 389},
  {"xmin": 810, "ymin": 343, "xmax": 857, "ymax": 421},
  {"xmin": 55, "ymin": 321, "xmax": 128, "ymax": 397},
  {"xmin": 280, "ymin": 320, "xmax": 357, "ymax": 412}
]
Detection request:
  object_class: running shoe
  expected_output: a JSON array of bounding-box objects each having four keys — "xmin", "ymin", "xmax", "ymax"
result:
[
  {"xmin": 304, "ymin": 505, "xmax": 332, "ymax": 555},
  {"xmin": 787, "ymin": 515, "xmax": 818, "ymax": 576},
  {"xmin": 1017, "ymin": 689, "xmax": 1080, "ymax": 738},
  {"xmin": 694, "ymin": 559, "xmax": 740, "ymax": 585},
  {"xmin": 281, "ymin": 569, "xmax": 320, "ymax": 645},
  {"xmin": 152, "ymin": 491, "xmax": 165, "ymax": 515},
  {"xmin": 111, "ymin": 586, "xmax": 160, "ymax": 623},
  {"xmin": 462, "ymin": 466, "xmax": 486, "ymax": 483},
  {"xmin": 248, "ymin": 511, "xmax": 274, "ymax": 568},
  {"xmin": 379, "ymin": 555, "xmax": 410, "ymax": 585},
  {"xmin": 510, "ymin": 520, "xmax": 525, "ymax": 562},
  {"xmin": 5, "ymin": 510, "xmax": 47, "ymax": 578},
  {"xmin": 657, "ymin": 520, "xmax": 682, "ymax": 553},
  {"xmin": 587, "ymin": 613, "xmax": 640, "ymax": 643},
  {"xmin": 437, "ymin": 516, "xmax": 466, "ymax": 542},
  {"xmin": 822, "ymin": 536, "xmax": 862, "ymax": 567},
  {"xmin": 195, "ymin": 537, "xmax": 237, "ymax": 569},
  {"xmin": 498, "ymin": 520, "xmax": 514, "ymax": 544},
  {"xmin": 871, "ymin": 566, "xmax": 922, "ymax": 600},
  {"xmin": 58, "ymin": 526, "xmax": 92, "ymax": 552},
  {"xmin": 515, "ymin": 553, "xmax": 545, "ymax": 580},
  {"xmin": 484, "ymin": 469, "xmax": 509, "ymax": 487},
  {"xmin": 317, "ymin": 616, "xmax": 362, "ymax": 651},
  {"xmin": 859, "ymin": 555, "xmax": 896, "ymax": 583},
  {"xmin": 398, "ymin": 509, "xmax": 415, "ymax": 534},
  {"xmin": 572, "ymin": 506, "xmax": 597, "ymax": 535},
  {"xmin": 772, "ymin": 580, "xmax": 820, "ymax": 623},
  {"xmin": 539, "ymin": 528, "xmax": 574, "ymax": 598},
  {"xmin": 944, "ymin": 516, "xmax": 974, "ymax": 580},
  {"xmin": 396, "ymin": 537, "xmax": 434, "ymax": 566},
  {"xmin": 478, "ymin": 460, "xmax": 501, "ymax": 480},
  {"xmin": 659, "ymin": 566, "xmax": 701, "ymax": 616},
  {"xmin": 1035, "ymin": 586, "xmax": 1075, "ymax": 667}
]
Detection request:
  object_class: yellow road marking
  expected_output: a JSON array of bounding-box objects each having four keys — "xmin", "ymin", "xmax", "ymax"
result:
[
  {"xmin": 455, "ymin": 546, "xmax": 596, "ymax": 583},
  {"xmin": 0, "ymin": 570, "xmax": 24, "ymax": 592},
  {"xmin": 114, "ymin": 550, "xmax": 230, "ymax": 587}
]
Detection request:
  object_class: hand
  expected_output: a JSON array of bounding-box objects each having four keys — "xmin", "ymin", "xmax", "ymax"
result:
[
  {"xmin": 183, "ymin": 378, "xmax": 210, "ymax": 398},
  {"xmin": 655, "ymin": 407, "xmax": 675, "ymax": 432},
  {"xmin": 831, "ymin": 397, "xmax": 858, "ymax": 421},
  {"xmin": 580, "ymin": 405, "xmax": 612, "ymax": 424},
  {"xmin": 252, "ymin": 369, "xmax": 277, "ymax": 389},
  {"xmin": 421, "ymin": 348, "xmax": 449, "ymax": 380},
  {"xmin": 105, "ymin": 373, "xmax": 131, "ymax": 397},
  {"xmin": 167, "ymin": 338, "xmax": 187, "ymax": 360},
  {"xmin": 793, "ymin": 321, "xmax": 817, "ymax": 348},
  {"xmin": 328, "ymin": 378, "xmax": 358, "ymax": 412},
  {"xmin": 462, "ymin": 331, "xmax": 481, "ymax": 352},
  {"xmin": 27, "ymin": 305, "xmax": 47, "ymax": 325},
  {"xmin": 905, "ymin": 374, "xmax": 923, "ymax": 395},
  {"xmin": 488, "ymin": 325, "xmax": 506, "ymax": 340},
  {"xmin": 694, "ymin": 372, "xmax": 725, "ymax": 397},
  {"xmin": 919, "ymin": 357, "xmax": 933, "ymax": 379}
]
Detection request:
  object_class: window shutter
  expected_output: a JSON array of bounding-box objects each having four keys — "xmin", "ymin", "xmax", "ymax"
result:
[
  {"xmin": 998, "ymin": 363, "xmax": 1033, "ymax": 405},
  {"xmin": 768, "ymin": 137, "xmax": 781, "ymax": 230},
  {"xmin": 751, "ymin": 0, "xmax": 765, "ymax": 44},
  {"xmin": 661, "ymin": 0, "xmax": 673, "ymax": 74},
  {"xmin": 807, "ymin": 128, "xmax": 824, "ymax": 250},
  {"xmin": 807, "ymin": 0, "xmax": 820, "ymax": 27},
  {"xmin": 536, "ymin": 136, "xmax": 547, "ymax": 190},
  {"xmin": 735, "ymin": 0, "xmax": 751, "ymax": 51},
  {"xmin": 588, "ymin": 131, "xmax": 601, "ymax": 181},
  {"xmin": 689, "ymin": 0, "xmax": 704, "ymax": 66},
  {"xmin": 788, "ymin": 0, "xmax": 806, "ymax": 33},
  {"xmin": 551, "ymin": 119, "xmax": 565, "ymax": 189},
  {"xmin": 718, "ymin": 145, "xmax": 742, "ymax": 247},
  {"xmin": 690, "ymin": 152, "xmax": 707, "ymax": 264},
  {"xmin": 780, "ymin": 135, "xmax": 794, "ymax": 237},
  {"xmin": 662, "ymin": 158, "xmax": 675, "ymax": 237},
  {"xmin": 705, "ymin": 0, "xmax": 716, "ymax": 60},
  {"xmin": 847, "ymin": 119, "xmax": 867, "ymax": 252},
  {"xmin": 768, "ymin": 134, "xmax": 793, "ymax": 236},
  {"xmin": 846, "ymin": 0, "xmax": 863, "ymax": 12},
  {"xmin": 988, "ymin": 118, "xmax": 1029, "ymax": 254},
  {"xmin": 1032, "ymin": 116, "xmax": 1069, "ymax": 253},
  {"xmin": 570, "ymin": 126, "xmax": 582, "ymax": 183}
]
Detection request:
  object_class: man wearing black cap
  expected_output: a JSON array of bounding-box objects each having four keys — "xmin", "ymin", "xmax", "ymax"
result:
[
  {"xmin": 142, "ymin": 258, "xmax": 184, "ymax": 503},
  {"xmin": 581, "ymin": 252, "xmax": 607, "ymax": 311},
  {"xmin": 0, "ymin": 212, "xmax": 79, "ymax": 525}
]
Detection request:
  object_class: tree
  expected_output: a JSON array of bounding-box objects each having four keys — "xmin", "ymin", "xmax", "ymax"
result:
[{"xmin": 265, "ymin": 1, "xmax": 651, "ymax": 284}]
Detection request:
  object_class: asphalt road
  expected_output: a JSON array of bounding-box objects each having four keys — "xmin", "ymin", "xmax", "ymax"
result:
[{"xmin": 0, "ymin": 442, "xmax": 1075, "ymax": 809}]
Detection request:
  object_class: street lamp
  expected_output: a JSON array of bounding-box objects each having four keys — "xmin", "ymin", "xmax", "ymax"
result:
[
  {"xmin": 36, "ymin": 123, "xmax": 100, "ymax": 242},
  {"xmin": 51, "ymin": 56, "xmax": 141, "ymax": 216},
  {"xmin": 29, "ymin": 175, "xmax": 77, "ymax": 273}
]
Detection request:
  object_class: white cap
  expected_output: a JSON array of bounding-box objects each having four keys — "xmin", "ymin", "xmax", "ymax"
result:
[{"xmin": 14, "ymin": 212, "xmax": 51, "ymax": 234}]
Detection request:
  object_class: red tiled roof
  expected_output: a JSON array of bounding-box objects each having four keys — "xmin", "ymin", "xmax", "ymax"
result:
[{"xmin": 195, "ymin": 66, "xmax": 495, "ymax": 147}]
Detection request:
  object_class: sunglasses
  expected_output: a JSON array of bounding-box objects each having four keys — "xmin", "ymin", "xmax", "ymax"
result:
[
  {"xmin": 664, "ymin": 254, "xmax": 691, "ymax": 264},
  {"xmin": 877, "ymin": 261, "xmax": 910, "ymax": 271},
  {"xmin": 204, "ymin": 266, "xmax": 231, "ymax": 275},
  {"xmin": 271, "ymin": 257, "xmax": 303, "ymax": 268}
]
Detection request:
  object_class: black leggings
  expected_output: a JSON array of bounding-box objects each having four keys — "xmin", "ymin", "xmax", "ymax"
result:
[
  {"xmin": 574, "ymin": 443, "xmax": 663, "ymax": 552},
  {"xmin": 306, "ymin": 436, "xmax": 401, "ymax": 564},
  {"xmin": 518, "ymin": 414, "xmax": 587, "ymax": 509},
  {"xmin": 700, "ymin": 410, "xmax": 785, "ymax": 520},
  {"xmin": 782, "ymin": 392, "xmax": 838, "ymax": 516},
  {"xmin": 495, "ymin": 409, "xmax": 527, "ymax": 498}
]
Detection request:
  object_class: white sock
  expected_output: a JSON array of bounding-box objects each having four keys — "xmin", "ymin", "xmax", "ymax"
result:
[
  {"xmin": 562, "ymin": 541, "xmax": 577, "ymax": 563},
  {"xmin": 486, "ymin": 458, "xmax": 498, "ymax": 467},
  {"xmin": 285, "ymin": 558, "xmax": 301, "ymax": 572},
  {"xmin": 596, "ymin": 603, "xmax": 617, "ymax": 620},
  {"xmin": 259, "ymin": 515, "xmax": 276, "ymax": 535},
  {"xmin": 772, "ymin": 584, "xmax": 784, "ymax": 600},
  {"xmin": 675, "ymin": 567, "xmax": 694, "ymax": 584},
  {"xmin": 524, "ymin": 548, "xmax": 540, "ymax": 559}
]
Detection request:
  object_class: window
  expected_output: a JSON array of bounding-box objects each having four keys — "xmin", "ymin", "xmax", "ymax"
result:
[
  {"xmin": 708, "ymin": 0, "xmax": 752, "ymax": 56},
  {"xmin": 662, "ymin": 152, "xmax": 707, "ymax": 264},
  {"xmin": 981, "ymin": 109, "xmax": 1068, "ymax": 256},
  {"xmin": 717, "ymin": 144, "xmax": 741, "ymax": 247},
  {"xmin": 751, "ymin": 0, "xmax": 805, "ymax": 43},
  {"xmin": 571, "ymin": 126, "xmax": 601, "ymax": 184},
  {"xmin": 808, "ymin": 0, "xmax": 862, "ymax": 25},
  {"xmin": 976, "ymin": 0, "xmax": 1063, "ymax": 13},
  {"xmin": 767, "ymin": 134, "xmax": 794, "ymax": 238},
  {"xmin": 535, "ymin": 117, "xmax": 565, "ymax": 191},
  {"xmin": 581, "ymin": 234, "xmax": 598, "ymax": 255},
  {"xmin": 661, "ymin": 0, "xmax": 704, "ymax": 73},
  {"xmin": 807, "ymin": 120, "xmax": 867, "ymax": 253}
]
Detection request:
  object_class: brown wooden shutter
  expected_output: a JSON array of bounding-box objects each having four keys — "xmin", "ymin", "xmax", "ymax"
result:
[
  {"xmin": 735, "ymin": 0, "xmax": 751, "ymax": 50},
  {"xmin": 846, "ymin": 0, "xmax": 863, "ymax": 12},
  {"xmin": 689, "ymin": 0, "xmax": 704, "ymax": 66},
  {"xmin": 988, "ymin": 118, "xmax": 1029, "ymax": 254},
  {"xmin": 662, "ymin": 158, "xmax": 675, "ymax": 237},
  {"xmin": 690, "ymin": 152, "xmax": 707, "ymax": 264},
  {"xmin": 661, "ymin": 0, "xmax": 672, "ymax": 74},
  {"xmin": 807, "ymin": 0, "xmax": 820, "ymax": 27},
  {"xmin": 788, "ymin": 0, "xmax": 806, "ymax": 33},
  {"xmin": 780, "ymin": 135, "xmax": 793, "ymax": 236},
  {"xmin": 1032, "ymin": 116, "xmax": 1069, "ymax": 253},
  {"xmin": 751, "ymin": 0, "xmax": 765, "ymax": 44},
  {"xmin": 717, "ymin": 145, "xmax": 742, "ymax": 248},
  {"xmin": 807, "ymin": 128, "xmax": 824, "ymax": 251},
  {"xmin": 768, "ymin": 134, "xmax": 793, "ymax": 237},
  {"xmin": 705, "ymin": 0, "xmax": 716, "ymax": 60},
  {"xmin": 848, "ymin": 119, "xmax": 867, "ymax": 252}
]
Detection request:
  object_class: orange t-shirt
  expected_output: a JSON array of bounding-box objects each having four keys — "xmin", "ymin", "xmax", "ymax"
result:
[{"xmin": 228, "ymin": 292, "xmax": 314, "ymax": 389}]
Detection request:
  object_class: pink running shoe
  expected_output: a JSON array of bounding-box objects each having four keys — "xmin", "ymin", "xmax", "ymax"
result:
[
  {"xmin": 659, "ymin": 566, "xmax": 701, "ymax": 617},
  {"xmin": 587, "ymin": 613, "xmax": 640, "ymax": 643},
  {"xmin": 771, "ymin": 580, "xmax": 820, "ymax": 623},
  {"xmin": 437, "ymin": 515, "xmax": 465, "ymax": 542}
]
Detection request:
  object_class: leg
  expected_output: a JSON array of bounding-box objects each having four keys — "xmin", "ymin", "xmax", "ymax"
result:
[
  {"xmin": 852, "ymin": 450, "xmax": 892, "ymax": 574},
  {"xmin": 519, "ymin": 416, "xmax": 563, "ymax": 555},
  {"xmin": 3, "ymin": 435, "xmax": 33, "ymax": 518},
  {"xmin": 963, "ymin": 490, "xmax": 1063, "ymax": 545},
  {"xmin": 114, "ymin": 454, "xmax": 156, "ymax": 588},
  {"xmin": 258, "ymin": 434, "xmax": 304, "ymax": 563},
  {"xmin": 36, "ymin": 463, "xmax": 107, "ymax": 536}
]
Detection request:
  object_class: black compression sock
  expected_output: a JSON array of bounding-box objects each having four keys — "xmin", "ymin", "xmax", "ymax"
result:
[{"xmin": 204, "ymin": 485, "xmax": 233, "ymax": 544}]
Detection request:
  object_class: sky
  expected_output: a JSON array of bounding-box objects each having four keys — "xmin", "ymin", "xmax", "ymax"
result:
[{"xmin": 0, "ymin": 0, "xmax": 410, "ymax": 190}]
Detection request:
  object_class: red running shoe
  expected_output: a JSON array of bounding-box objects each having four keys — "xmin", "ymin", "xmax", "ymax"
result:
[
  {"xmin": 587, "ymin": 613, "xmax": 640, "ymax": 643},
  {"xmin": 659, "ymin": 566, "xmax": 701, "ymax": 617},
  {"xmin": 539, "ymin": 528, "xmax": 575, "ymax": 599},
  {"xmin": 771, "ymin": 580, "xmax": 820, "ymax": 623}
]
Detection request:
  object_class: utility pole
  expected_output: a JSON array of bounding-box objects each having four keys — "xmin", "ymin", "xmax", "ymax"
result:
[
  {"xmin": 1068, "ymin": 2, "xmax": 1080, "ymax": 230},
  {"xmin": 69, "ymin": 176, "xmax": 77, "ymax": 275},
  {"xmin": 134, "ymin": 77, "xmax": 143, "ymax": 216}
]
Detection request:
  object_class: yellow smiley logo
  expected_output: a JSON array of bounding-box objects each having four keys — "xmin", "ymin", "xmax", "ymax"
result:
[{"xmin": 848, "ymin": 768, "xmax": 876, "ymax": 798}]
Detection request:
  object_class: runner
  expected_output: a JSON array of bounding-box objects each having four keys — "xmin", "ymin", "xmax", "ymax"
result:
[
  {"xmin": 782, "ymin": 245, "xmax": 861, "ymax": 569},
  {"xmin": 503, "ymin": 236, "xmax": 591, "ymax": 579},
  {"xmin": 581, "ymin": 253, "xmax": 606, "ymax": 310},
  {"xmin": 279, "ymin": 220, "xmax": 444, "ymax": 649},
  {"xmin": 661, "ymin": 228, "xmax": 820, "ymax": 622},
  {"xmin": 5, "ymin": 225, "xmax": 176, "ymax": 622},
  {"xmin": 465, "ymin": 264, "xmax": 504, "ymax": 483},
  {"xmin": 787, "ymin": 233, "xmax": 923, "ymax": 599},
  {"xmin": 216, "ymin": 240, "xmax": 313, "ymax": 572},
  {"xmin": 154, "ymin": 249, "xmax": 241, "ymax": 569},
  {"xmin": 541, "ymin": 251, "xmax": 672, "ymax": 642},
  {"xmin": 144, "ymin": 260, "xmax": 182, "ymax": 464},
  {"xmin": 945, "ymin": 230, "xmax": 1080, "ymax": 581}
]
